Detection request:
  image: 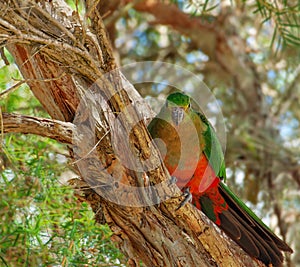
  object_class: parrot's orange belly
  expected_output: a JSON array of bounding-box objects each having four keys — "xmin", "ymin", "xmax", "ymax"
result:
[{"xmin": 165, "ymin": 154, "xmax": 219, "ymax": 193}]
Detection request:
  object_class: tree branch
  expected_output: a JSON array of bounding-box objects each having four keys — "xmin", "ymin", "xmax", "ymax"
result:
[
  {"xmin": 124, "ymin": 0, "xmax": 263, "ymax": 115},
  {"xmin": 1, "ymin": 112, "xmax": 75, "ymax": 144}
]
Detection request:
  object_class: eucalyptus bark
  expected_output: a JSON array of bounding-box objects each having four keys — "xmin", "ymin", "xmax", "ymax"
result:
[{"xmin": 0, "ymin": 1, "xmax": 264, "ymax": 266}]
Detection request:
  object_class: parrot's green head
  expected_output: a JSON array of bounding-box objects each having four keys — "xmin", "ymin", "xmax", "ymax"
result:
[{"xmin": 166, "ymin": 92, "xmax": 191, "ymax": 126}]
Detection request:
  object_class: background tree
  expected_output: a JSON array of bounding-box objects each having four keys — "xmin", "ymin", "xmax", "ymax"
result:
[{"xmin": 0, "ymin": 0, "xmax": 299, "ymax": 266}]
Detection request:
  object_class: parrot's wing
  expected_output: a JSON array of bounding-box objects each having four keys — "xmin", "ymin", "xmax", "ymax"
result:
[{"xmin": 196, "ymin": 112, "xmax": 226, "ymax": 193}]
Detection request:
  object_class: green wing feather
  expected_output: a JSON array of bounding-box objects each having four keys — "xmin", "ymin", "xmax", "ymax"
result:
[{"xmin": 197, "ymin": 112, "xmax": 226, "ymax": 181}]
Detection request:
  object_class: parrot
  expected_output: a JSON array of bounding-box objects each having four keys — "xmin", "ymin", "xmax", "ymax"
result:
[{"xmin": 147, "ymin": 92, "xmax": 292, "ymax": 267}]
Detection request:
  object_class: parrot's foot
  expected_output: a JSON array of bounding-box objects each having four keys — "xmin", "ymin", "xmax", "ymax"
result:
[
  {"xmin": 169, "ymin": 176, "xmax": 177, "ymax": 185},
  {"xmin": 176, "ymin": 187, "xmax": 192, "ymax": 211}
]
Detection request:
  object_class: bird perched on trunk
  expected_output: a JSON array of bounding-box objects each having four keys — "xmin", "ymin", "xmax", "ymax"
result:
[{"xmin": 148, "ymin": 92, "xmax": 292, "ymax": 267}]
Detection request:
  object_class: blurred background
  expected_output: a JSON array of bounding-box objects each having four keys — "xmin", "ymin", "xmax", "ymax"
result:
[{"xmin": 1, "ymin": 0, "xmax": 299, "ymax": 266}]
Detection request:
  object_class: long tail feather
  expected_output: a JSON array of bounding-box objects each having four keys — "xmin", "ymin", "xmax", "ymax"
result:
[{"xmin": 218, "ymin": 183, "xmax": 292, "ymax": 267}]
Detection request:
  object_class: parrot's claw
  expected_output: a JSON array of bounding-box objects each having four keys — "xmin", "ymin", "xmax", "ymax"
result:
[
  {"xmin": 169, "ymin": 176, "xmax": 177, "ymax": 185},
  {"xmin": 176, "ymin": 187, "xmax": 192, "ymax": 211}
]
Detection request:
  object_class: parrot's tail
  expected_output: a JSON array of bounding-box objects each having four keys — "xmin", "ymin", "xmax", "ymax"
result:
[{"xmin": 218, "ymin": 183, "xmax": 292, "ymax": 267}]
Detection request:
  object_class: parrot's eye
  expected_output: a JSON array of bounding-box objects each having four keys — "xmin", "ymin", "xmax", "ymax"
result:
[{"xmin": 188, "ymin": 102, "xmax": 191, "ymax": 108}]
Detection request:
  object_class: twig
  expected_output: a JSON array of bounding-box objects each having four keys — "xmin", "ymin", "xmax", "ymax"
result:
[
  {"xmin": 0, "ymin": 80, "xmax": 26, "ymax": 98},
  {"xmin": 0, "ymin": 47, "xmax": 9, "ymax": 65},
  {"xmin": 71, "ymin": 130, "xmax": 110, "ymax": 165},
  {"xmin": 0, "ymin": 74, "xmax": 67, "ymax": 98}
]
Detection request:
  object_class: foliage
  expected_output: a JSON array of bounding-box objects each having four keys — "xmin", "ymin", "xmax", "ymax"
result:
[
  {"xmin": 183, "ymin": 0, "xmax": 300, "ymax": 48},
  {"xmin": 0, "ymin": 57, "xmax": 125, "ymax": 266},
  {"xmin": 0, "ymin": 133, "xmax": 125, "ymax": 267}
]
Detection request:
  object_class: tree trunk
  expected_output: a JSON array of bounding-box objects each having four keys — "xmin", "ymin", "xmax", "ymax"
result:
[{"xmin": 0, "ymin": 1, "xmax": 264, "ymax": 266}]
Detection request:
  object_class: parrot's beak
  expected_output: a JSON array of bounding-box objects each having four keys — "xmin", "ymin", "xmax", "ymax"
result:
[{"xmin": 171, "ymin": 107, "xmax": 185, "ymax": 126}]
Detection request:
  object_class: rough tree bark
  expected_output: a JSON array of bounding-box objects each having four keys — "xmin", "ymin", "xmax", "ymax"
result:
[{"xmin": 0, "ymin": 1, "xmax": 265, "ymax": 266}]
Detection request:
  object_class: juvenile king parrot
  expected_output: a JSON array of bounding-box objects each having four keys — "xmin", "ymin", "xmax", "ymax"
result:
[{"xmin": 148, "ymin": 92, "xmax": 292, "ymax": 267}]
